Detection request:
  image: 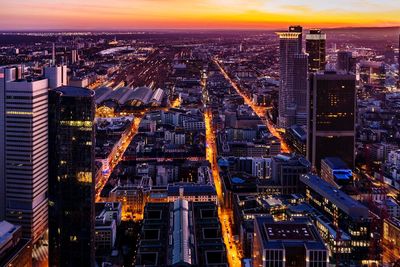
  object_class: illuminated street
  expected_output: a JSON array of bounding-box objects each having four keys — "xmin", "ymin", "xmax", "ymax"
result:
[
  {"xmin": 214, "ymin": 58, "xmax": 291, "ymax": 153},
  {"xmin": 205, "ymin": 109, "xmax": 243, "ymax": 267},
  {"xmin": 95, "ymin": 115, "xmax": 143, "ymax": 201}
]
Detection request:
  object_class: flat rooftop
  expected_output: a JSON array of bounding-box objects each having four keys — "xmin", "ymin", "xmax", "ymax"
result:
[
  {"xmin": 264, "ymin": 223, "xmax": 315, "ymax": 241},
  {"xmin": 54, "ymin": 86, "xmax": 95, "ymax": 97},
  {"xmin": 300, "ymin": 174, "xmax": 368, "ymax": 220},
  {"xmin": 323, "ymin": 157, "xmax": 350, "ymax": 169}
]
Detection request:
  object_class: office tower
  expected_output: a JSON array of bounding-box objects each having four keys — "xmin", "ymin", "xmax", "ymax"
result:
[
  {"xmin": 276, "ymin": 27, "xmax": 302, "ymax": 128},
  {"xmin": 0, "ymin": 67, "xmax": 48, "ymax": 243},
  {"xmin": 253, "ymin": 216, "xmax": 328, "ymax": 267},
  {"xmin": 293, "ymin": 53, "xmax": 308, "ymax": 125},
  {"xmin": 44, "ymin": 65, "xmax": 68, "ymax": 89},
  {"xmin": 307, "ymin": 71, "xmax": 356, "ymax": 170},
  {"xmin": 71, "ymin": 50, "xmax": 78, "ymax": 64},
  {"xmin": 306, "ymin": 29, "xmax": 326, "ymax": 72},
  {"xmin": 48, "ymin": 86, "xmax": 95, "ymax": 267},
  {"xmin": 384, "ymin": 45, "xmax": 395, "ymax": 64},
  {"xmin": 289, "ymin": 25, "xmax": 303, "ymax": 52},
  {"xmin": 337, "ymin": 51, "xmax": 356, "ymax": 74}
]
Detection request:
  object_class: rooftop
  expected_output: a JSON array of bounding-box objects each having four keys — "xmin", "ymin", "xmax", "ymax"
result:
[
  {"xmin": 54, "ymin": 86, "xmax": 95, "ymax": 97},
  {"xmin": 300, "ymin": 174, "xmax": 368, "ymax": 220},
  {"xmin": 322, "ymin": 157, "xmax": 350, "ymax": 170},
  {"xmin": 264, "ymin": 223, "xmax": 315, "ymax": 241}
]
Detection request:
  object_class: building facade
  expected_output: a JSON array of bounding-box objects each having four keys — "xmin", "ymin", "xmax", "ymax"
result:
[
  {"xmin": 48, "ymin": 86, "xmax": 96, "ymax": 267},
  {"xmin": 276, "ymin": 27, "xmax": 303, "ymax": 129},
  {"xmin": 307, "ymin": 71, "xmax": 356, "ymax": 170},
  {"xmin": 0, "ymin": 67, "xmax": 48, "ymax": 243},
  {"xmin": 306, "ymin": 29, "xmax": 326, "ymax": 73}
]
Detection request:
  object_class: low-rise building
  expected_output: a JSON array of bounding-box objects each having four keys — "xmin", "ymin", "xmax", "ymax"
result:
[
  {"xmin": 300, "ymin": 174, "xmax": 370, "ymax": 265},
  {"xmin": 136, "ymin": 200, "xmax": 228, "ymax": 266},
  {"xmin": 0, "ymin": 221, "xmax": 32, "ymax": 267},
  {"xmin": 253, "ymin": 216, "xmax": 328, "ymax": 267},
  {"xmin": 321, "ymin": 157, "xmax": 353, "ymax": 185}
]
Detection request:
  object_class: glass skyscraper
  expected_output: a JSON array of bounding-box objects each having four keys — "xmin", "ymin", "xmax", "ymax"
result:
[
  {"xmin": 305, "ymin": 29, "xmax": 326, "ymax": 73},
  {"xmin": 307, "ymin": 71, "xmax": 356, "ymax": 170},
  {"xmin": 48, "ymin": 86, "xmax": 96, "ymax": 267}
]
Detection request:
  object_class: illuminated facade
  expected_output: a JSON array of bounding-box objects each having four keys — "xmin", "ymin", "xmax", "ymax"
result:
[
  {"xmin": 48, "ymin": 86, "xmax": 96, "ymax": 267},
  {"xmin": 383, "ymin": 218, "xmax": 400, "ymax": 264},
  {"xmin": 276, "ymin": 26, "xmax": 303, "ymax": 128},
  {"xmin": 300, "ymin": 174, "xmax": 370, "ymax": 264},
  {"xmin": 307, "ymin": 71, "xmax": 356, "ymax": 170},
  {"xmin": 0, "ymin": 67, "xmax": 48, "ymax": 243},
  {"xmin": 306, "ymin": 29, "xmax": 326, "ymax": 73}
]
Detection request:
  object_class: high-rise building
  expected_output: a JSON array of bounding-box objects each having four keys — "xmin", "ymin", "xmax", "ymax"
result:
[
  {"xmin": 276, "ymin": 26, "xmax": 303, "ymax": 128},
  {"xmin": 289, "ymin": 25, "xmax": 303, "ymax": 52},
  {"xmin": 0, "ymin": 67, "xmax": 48, "ymax": 243},
  {"xmin": 293, "ymin": 53, "xmax": 308, "ymax": 125},
  {"xmin": 44, "ymin": 65, "xmax": 68, "ymax": 89},
  {"xmin": 307, "ymin": 71, "xmax": 356, "ymax": 170},
  {"xmin": 306, "ymin": 29, "xmax": 326, "ymax": 72},
  {"xmin": 71, "ymin": 50, "xmax": 78, "ymax": 64},
  {"xmin": 337, "ymin": 51, "xmax": 356, "ymax": 74},
  {"xmin": 48, "ymin": 86, "xmax": 96, "ymax": 267}
]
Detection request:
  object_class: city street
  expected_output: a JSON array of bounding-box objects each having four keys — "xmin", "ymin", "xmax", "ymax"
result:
[
  {"xmin": 214, "ymin": 58, "xmax": 291, "ymax": 153},
  {"xmin": 205, "ymin": 109, "xmax": 243, "ymax": 267}
]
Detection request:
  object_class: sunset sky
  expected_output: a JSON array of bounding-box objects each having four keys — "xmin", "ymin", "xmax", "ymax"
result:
[{"xmin": 1, "ymin": 0, "xmax": 400, "ymax": 30}]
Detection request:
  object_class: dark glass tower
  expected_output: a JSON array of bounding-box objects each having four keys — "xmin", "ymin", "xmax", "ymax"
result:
[
  {"xmin": 307, "ymin": 71, "xmax": 356, "ymax": 171},
  {"xmin": 337, "ymin": 51, "xmax": 356, "ymax": 74},
  {"xmin": 48, "ymin": 86, "xmax": 96, "ymax": 267},
  {"xmin": 306, "ymin": 29, "xmax": 326, "ymax": 72}
]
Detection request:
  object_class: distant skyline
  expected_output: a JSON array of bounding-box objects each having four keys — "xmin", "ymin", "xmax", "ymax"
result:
[{"xmin": 1, "ymin": 0, "xmax": 400, "ymax": 30}]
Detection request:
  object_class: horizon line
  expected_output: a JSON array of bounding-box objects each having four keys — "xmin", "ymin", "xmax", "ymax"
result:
[{"xmin": 0, "ymin": 25, "xmax": 399, "ymax": 33}]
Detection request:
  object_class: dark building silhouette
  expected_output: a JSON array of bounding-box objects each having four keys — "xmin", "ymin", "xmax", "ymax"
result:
[
  {"xmin": 306, "ymin": 29, "xmax": 326, "ymax": 72},
  {"xmin": 307, "ymin": 71, "xmax": 356, "ymax": 171},
  {"xmin": 337, "ymin": 51, "xmax": 356, "ymax": 74},
  {"xmin": 48, "ymin": 86, "xmax": 96, "ymax": 267}
]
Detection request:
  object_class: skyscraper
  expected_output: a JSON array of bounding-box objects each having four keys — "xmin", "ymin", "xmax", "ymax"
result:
[
  {"xmin": 71, "ymin": 50, "xmax": 78, "ymax": 64},
  {"xmin": 306, "ymin": 29, "xmax": 326, "ymax": 72},
  {"xmin": 0, "ymin": 67, "xmax": 48, "ymax": 243},
  {"xmin": 276, "ymin": 26, "xmax": 303, "ymax": 128},
  {"xmin": 44, "ymin": 65, "xmax": 68, "ymax": 89},
  {"xmin": 293, "ymin": 53, "xmax": 308, "ymax": 125},
  {"xmin": 307, "ymin": 71, "xmax": 356, "ymax": 171},
  {"xmin": 48, "ymin": 86, "xmax": 96, "ymax": 267},
  {"xmin": 337, "ymin": 51, "xmax": 356, "ymax": 74},
  {"xmin": 289, "ymin": 25, "xmax": 303, "ymax": 52}
]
